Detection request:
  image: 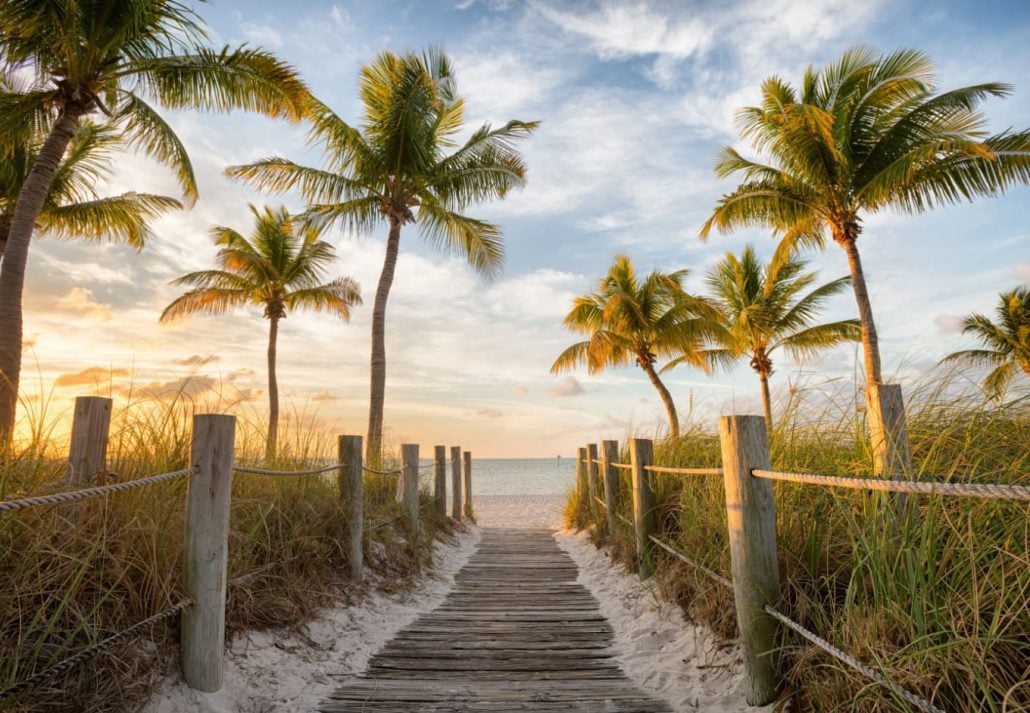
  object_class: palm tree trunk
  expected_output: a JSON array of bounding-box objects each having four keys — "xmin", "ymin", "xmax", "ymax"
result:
[
  {"xmin": 0, "ymin": 105, "xmax": 85, "ymax": 443},
  {"xmin": 0, "ymin": 214, "xmax": 10, "ymax": 260},
  {"xmin": 759, "ymin": 371, "xmax": 774, "ymax": 433},
  {"xmin": 839, "ymin": 236, "xmax": 883, "ymax": 386},
  {"xmin": 641, "ymin": 361, "xmax": 680, "ymax": 440},
  {"xmin": 266, "ymin": 315, "xmax": 280, "ymax": 460},
  {"xmin": 367, "ymin": 216, "xmax": 402, "ymax": 464}
]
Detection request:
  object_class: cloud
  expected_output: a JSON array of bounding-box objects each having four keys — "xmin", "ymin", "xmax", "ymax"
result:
[
  {"xmin": 55, "ymin": 367, "xmax": 131, "ymax": 387},
  {"xmin": 934, "ymin": 314, "xmax": 965, "ymax": 334},
  {"xmin": 54, "ymin": 287, "xmax": 112, "ymax": 321},
  {"xmin": 172, "ymin": 354, "xmax": 221, "ymax": 366},
  {"xmin": 536, "ymin": 3, "xmax": 711, "ymax": 62},
  {"xmin": 312, "ymin": 389, "xmax": 339, "ymax": 403},
  {"xmin": 1016, "ymin": 260, "xmax": 1030, "ymax": 283},
  {"xmin": 512, "ymin": 384, "xmax": 529, "ymax": 396},
  {"xmin": 131, "ymin": 376, "xmax": 218, "ymax": 400},
  {"xmin": 227, "ymin": 368, "xmax": 257, "ymax": 382},
  {"xmin": 548, "ymin": 375, "xmax": 585, "ymax": 397},
  {"xmin": 474, "ymin": 408, "xmax": 505, "ymax": 418}
]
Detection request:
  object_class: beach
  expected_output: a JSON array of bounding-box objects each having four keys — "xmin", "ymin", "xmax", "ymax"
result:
[{"xmin": 145, "ymin": 492, "xmax": 757, "ymax": 713}]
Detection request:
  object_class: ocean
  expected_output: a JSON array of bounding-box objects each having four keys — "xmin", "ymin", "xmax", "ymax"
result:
[{"xmin": 421, "ymin": 457, "xmax": 576, "ymax": 496}]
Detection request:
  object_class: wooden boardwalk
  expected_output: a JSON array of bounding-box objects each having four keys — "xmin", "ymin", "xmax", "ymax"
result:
[{"xmin": 319, "ymin": 528, "xmax": 673, "ymax": 712}]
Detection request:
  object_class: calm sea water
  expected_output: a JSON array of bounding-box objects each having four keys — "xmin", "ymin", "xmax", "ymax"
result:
[{"xmin": 420, "ymin": 457, "xmax": 575, "ymax": 496}]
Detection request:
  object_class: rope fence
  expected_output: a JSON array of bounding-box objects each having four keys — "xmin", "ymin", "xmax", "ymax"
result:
[
  {"xmin": 752, "ymin": 469, "xmax": 1030, "ymax": 501},
  {"xmin": 232, "ymin": 463, "xmax": 342, "ymax": 477},
  {"xmin": 648, "ymin": 535, "xmax": 733, "ymax": 590},
  {"xmin": 575, "ymin": 420, "xmax": 1028, "ymax": 711},
  {"xmin": 0, "ymin": 598, "xmax": 193, "ymax": 703},
  {"xmin": 0, "ymin": 467, "xmax": 196, "ymax": 513},
  {"xmin": 362, "ymin": 465, "xmax": 402, "ymax": 476},
  {"xmin": 763, "ymin": 606, "xmax": 944, "ymax": 713},
  {"xmin": 645, "ymin": 465, "xmax": 723, "ymax": 476}
]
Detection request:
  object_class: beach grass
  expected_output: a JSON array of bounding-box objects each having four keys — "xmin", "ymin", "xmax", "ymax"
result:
[
  {"xmin": 569, "ymin": 369, "xmax": 1029, "ymax": 713},
  {"xmin": 0, "ymin": 388, "xmax": 455, "ymax": 713}
]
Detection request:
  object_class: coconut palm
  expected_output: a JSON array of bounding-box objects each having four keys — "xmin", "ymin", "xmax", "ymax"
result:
[
  {"xmin": 942, "ymin": 287, "xmax": 1030, "ymax": 399},
  {"xmin": 684, "ymin": 245, "xmax": 860, "ymax": 430},
  {"xmin": 699, "ymin": 47, "xmax": 1030, "ymax": 443},
  {"xmin": 551, "ymin": 255, "xmax": 719, "ymax": 439},
  {"xmin": 0, "ymin": 0, "xmax": 310, "ymax": 442},
  {"xmin": 225, "ymin": 48, "xmax": 536, "ymax": 463},
  {"xmin": 161, "ymin": 206, "xmax": 361, "ymax": 459},
  {"xmin": 1, "ymin": 117, "xmax": 180, "ymax": 259}
]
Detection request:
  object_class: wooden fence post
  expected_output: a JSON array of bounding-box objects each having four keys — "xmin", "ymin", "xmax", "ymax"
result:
[
  {"xmin": 400, "ymin": 444, "xmax": 419, "ymax": 528},
  {"xmin": 434, "ymin": 445, "xmax": 447, "ymax": 517},
  {"xmin": 450, "ymin": 446, "xmax": 462, "ymax": 519},
  {"xmin": 338, "ymin": 435, "xmax": 363, "ymax": 580},
  {"xmin": 718, "ymin": 415, "xmax": 780, "ymax": 706},
  {"xmin": 629, "ymin": 438, "xmax": 655, "ymax": 578},
  {"xmin": 601, "ymin": 440, "xmax": 619, "ymax": 541},
  {"xmin": 182, "ymin": 414, "xmax": 235, "ymax": 692},
  {"xmin": 576, "ymin": 447, "xmax": 588, "ymax": 516},
  {"xmin": 867, "ymin": 383, "xmax": 912, "ymax": 476},
  {"xmin": 463, "ymin": 451, "xmax": 473, "ymax": 519},
  {"xmin": 68, "ymin": 396, "xmax": 112, "ymax": 486},
  {"xmin": 586, "ymin": 443, "xmax": 600, "ymax": 524}
]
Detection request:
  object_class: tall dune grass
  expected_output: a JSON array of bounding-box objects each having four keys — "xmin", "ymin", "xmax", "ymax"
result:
[
  {"xmin": 0, "ymin": 386, "xmax": 455, "ymax": 712},
  {"xmin": 572, "ymin": 369, "xmax": 1029, "ymax": 712}
]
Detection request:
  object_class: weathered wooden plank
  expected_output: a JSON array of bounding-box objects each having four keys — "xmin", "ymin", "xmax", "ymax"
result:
[{"xmin": 318, "ymin": 528, "xmax": 672, "ymax": 712}]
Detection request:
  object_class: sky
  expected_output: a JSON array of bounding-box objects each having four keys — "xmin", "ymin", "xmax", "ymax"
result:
[{"xmin": 17, "ymin": 0, "xmax": 1030, "ymax": 457}]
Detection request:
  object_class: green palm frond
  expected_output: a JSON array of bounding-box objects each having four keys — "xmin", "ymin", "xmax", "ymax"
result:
[
  {"xmin": 556, "ymin": 255, "xmax": 714, "ymax": 377},
  {"xmin": 163, "ymin": 205, "xmax": 361, "ymax": 325},
  {"xmin": 39, "ymin": 193, "xmax": 181, "ymax": 248},
  {"xmin": 942, "ymin": 287, "xmax": 1030, "ymax": 397},
  {"xmin": 126, "ymin": 46, "xmax": 309, "ymax": 121},
  {"xmin": 118, "ymin": 94, "xmax": 198, "ymax": 203},
  {"xmin": 417, "ymin": 198, "xmax": 504, "ymax": 277}
]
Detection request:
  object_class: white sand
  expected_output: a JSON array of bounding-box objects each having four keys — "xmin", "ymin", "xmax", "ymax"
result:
[
  {"xmin": 142, "ymin": 529, "xmax": 479, "ymax": 713},
  {"xmin": 557, "ymin": 531, "xmax": 768, "ymax": 712},
  {"xmin": 145, "ymin": 493, "xmax": 760, "ymax": 713}
]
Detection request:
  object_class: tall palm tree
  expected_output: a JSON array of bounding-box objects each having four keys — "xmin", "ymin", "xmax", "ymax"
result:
[
  {"xmin": 225, "ymin": 48, "xmax": 537, "ymax": 463},
  {"xmin": 943, "ymin": 286, "xmax": 1030, "ymax": 399},
  {"xmin": 699, "ymin": 47, "xmax": 1030, "ymax": 451},
  {"xmin": 160, "ymin": 205, "xmax": 361, "ymax": 459},
  {"xmin": 0, "ymin": 0, "xmax": 310, "ymax": 442},
  {"xmin": 685, "ymin": 245, "xmax": 860, "ymax": 430},
  {"xmin": 551, "ymin": 255, "xmax": 718, "ymax": 439},
  {"xmin": 1, "ymin": 117, "xmax": 180, "ymax": 259}
]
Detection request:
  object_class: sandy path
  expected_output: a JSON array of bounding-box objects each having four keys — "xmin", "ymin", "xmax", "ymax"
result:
[{"xmin": 144, "ymin": 494, "xmax": 758, "ymax": 712}]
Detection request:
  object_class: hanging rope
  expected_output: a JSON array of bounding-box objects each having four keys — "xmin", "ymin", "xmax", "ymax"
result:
[
  {"xmin": 0, "ymin": 598, "xmax": 193, "ymax": 702},
  {"xmin": 648, "ymin": 535, "xmax": 733, "ymax": 590},
  {"xmin": 763, "ymin": 605, "xmax": 944, "ymax": 713},
  {"xmin": 752, "ymin": 469, "xmax": 1030, "ymax": 500},
  {"xmin": 232, "ymin": 463, "xmax": 342, "ymax": 477},
  {"xmin": 0, "ymin": 468, "xmax": 196, "ymax": 513}
]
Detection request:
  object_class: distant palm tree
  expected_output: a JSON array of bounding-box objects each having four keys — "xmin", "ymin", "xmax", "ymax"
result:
[
  {"xmin": 943, "ymin": 287, "xmax": 1030, "ymax": 399},
  {"xmin": 700, "ymin": 47, "xmax": 1030, "ymax": 439},
  {"xmin": 687, "ymin": 246, "xmax": 860, "ymax": 430},
  {"xmin": 226, "ymin": 48, "xmax": 537, "ymax": 463},
  {"xmin": 552, "ymin": 255, "xmax": 718, "ymax": 439},
  {"xmin": 161, "ymin": 206, "xmax": 361, "ymax": 459},
  {"xmin": 0, "ymin": 0, "xmax": 310, "ymax": 442},
  {"xmin": 1, "ymin": 117, "xmax": 180, "ymax": 259}
]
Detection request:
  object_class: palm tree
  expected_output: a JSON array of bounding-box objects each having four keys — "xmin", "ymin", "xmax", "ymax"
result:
[
  {"xmin": 0, "ymin": 0, "xmax": 310, "ymax": 442},
  {"xmin": 699, "ymin": 47, "xmax": 1030, "ymax": 451},
  {"xmin": 161, "ymin": 206, "xmax": 361, "ymax": 459},
  {"xmin": 943, "ymin": 287, "xmax": 1030, "ymax": 399},
  {"xmin": 686, "ymin": 245, "xmax": 860, "ymax": 430},
  {"xmin": 225, "ymin": 48, "xmax": 537, "ymax": 463},
  {"xmin": 551, "ymin": 255, "xmax": 718, "ymax": 439},
  {"xmin": 1, "ymin": 117, "xmax": 180, "ymax": 260}
]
